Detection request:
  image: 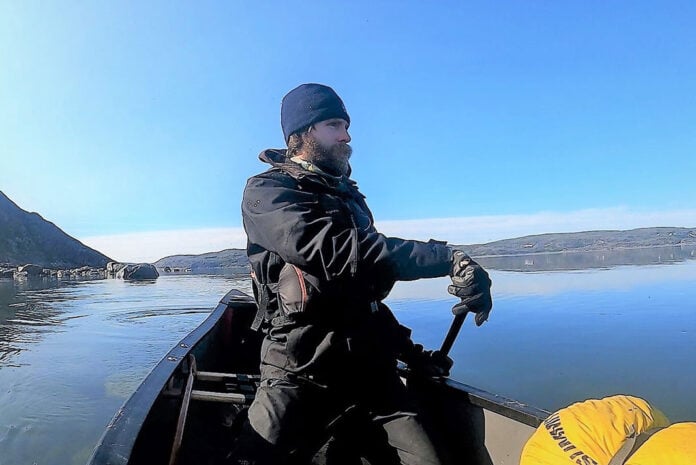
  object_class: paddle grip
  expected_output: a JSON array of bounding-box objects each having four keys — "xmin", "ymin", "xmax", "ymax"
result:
[{"xmin": 439, "ymin": 309, "xmax": 468, "ymax": 356}]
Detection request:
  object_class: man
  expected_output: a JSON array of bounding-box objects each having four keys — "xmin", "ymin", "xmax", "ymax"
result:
[{"xmin": 234, "ymin": 83, "xmax": 493, "ymax": 464}]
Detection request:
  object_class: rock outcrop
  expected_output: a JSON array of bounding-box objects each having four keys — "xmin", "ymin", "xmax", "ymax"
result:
[
  {"xmin": 116, "ymin": 263, "xmax": 159, "ymax": 280},
  {"xmin": 106, "ymin": 261, "xmax": 126, "ymax": 274},
  {"xmin": 0, "ymin": 263, "xmax": 107, "ymax": 280},
  {"xmin": 18, "ymin": 264, "xmax": 43, "ymax": 276}
]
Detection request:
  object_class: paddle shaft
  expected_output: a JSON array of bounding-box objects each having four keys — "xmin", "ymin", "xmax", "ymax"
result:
[{"xmin": 439, "ymin": 310, "xmax": 468, "ymax": 356}]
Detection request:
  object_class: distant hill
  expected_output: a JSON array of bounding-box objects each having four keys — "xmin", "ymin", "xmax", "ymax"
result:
[
  {"xmin": 154, "ymin": 249, "xmax": 249, "ymax": 274},
  {"xmin": 456, "ymin": 227, "xmax": 696, "ymax": 257},
  {"xmin": 0, "ymin": 191, "xmax": 112, "ymax": 268},
  {"xmin": 154, "ymin": 226, "xmax": 696, "ymax": 273}
]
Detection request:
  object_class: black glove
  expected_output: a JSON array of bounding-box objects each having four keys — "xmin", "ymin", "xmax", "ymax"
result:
[
  {"xmin": 405, "ymin": 344, "xmax": 453, "ymax": 377},
  {"xmin": 448, "ymin": 250, "xmax": 493, "ymax": 326}
]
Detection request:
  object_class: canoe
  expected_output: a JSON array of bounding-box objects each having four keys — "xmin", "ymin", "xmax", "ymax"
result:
[{"xmin": 87, "ymin": 289, "xmax": 550, "ymax": 465}]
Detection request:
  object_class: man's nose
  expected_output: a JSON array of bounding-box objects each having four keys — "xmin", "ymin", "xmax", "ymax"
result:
[{"xmin": 338, "ymin": 128, "xmax": 351, "ymax": 143}]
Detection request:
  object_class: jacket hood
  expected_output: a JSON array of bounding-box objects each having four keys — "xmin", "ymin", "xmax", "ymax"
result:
[{"xmin": 258, "ymin": 148, "xmax": 289, "ymax": 166}]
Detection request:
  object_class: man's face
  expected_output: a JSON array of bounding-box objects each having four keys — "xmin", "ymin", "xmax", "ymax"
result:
[
  {"xmin": 310, "ymin": 118, "xmax": 351, "ymax": 146},
  {"xmin": 303, "ymin": 118, "xmax": 352, "ymax": 176}
]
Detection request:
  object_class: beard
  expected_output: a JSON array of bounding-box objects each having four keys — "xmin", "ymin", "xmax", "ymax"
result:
[{"xmin": 303, "ymin": 136, "xmax": 352, "ymax": 177}]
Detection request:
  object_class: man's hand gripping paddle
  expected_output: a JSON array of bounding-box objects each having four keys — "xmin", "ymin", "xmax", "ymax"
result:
[{"xmin": 440, "ymin": 251, "xmax": 493, "ymax": 357}]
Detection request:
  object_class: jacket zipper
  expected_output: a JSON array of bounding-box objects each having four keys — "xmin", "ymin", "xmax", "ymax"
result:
[{"xmin": 347, "ymin": 206, "xmax": 358, "ymax": 276}]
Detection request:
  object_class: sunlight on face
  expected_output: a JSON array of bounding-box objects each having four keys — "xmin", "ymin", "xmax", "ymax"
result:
[
  {"xmin": 309, "ymin": 118, "xmax": 351, "ymax": 147},
  {"xmin": 302, "ymin": 118, "xmax": 353, "ymax": 176}
]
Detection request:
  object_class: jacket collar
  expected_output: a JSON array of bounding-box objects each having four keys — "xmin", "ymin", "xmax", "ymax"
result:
[{"xmin": 258, "ymin": 148, "xmax": 358, "ymax": 193}]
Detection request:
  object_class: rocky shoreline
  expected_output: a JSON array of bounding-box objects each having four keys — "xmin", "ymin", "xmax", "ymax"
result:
[{"xmin": 0, "ymin": 261, "xmax": 159, "ymax": 281}]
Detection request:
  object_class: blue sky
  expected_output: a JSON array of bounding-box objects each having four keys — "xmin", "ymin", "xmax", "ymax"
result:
[{"xmin": 2, "ymin": 1, "xmax": 696, "ymax": 262}]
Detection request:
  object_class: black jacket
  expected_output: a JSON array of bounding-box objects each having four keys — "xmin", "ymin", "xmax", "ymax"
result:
[{"xmin": 241, "ymin": 149, "xmax": 452, "ymax": 381}]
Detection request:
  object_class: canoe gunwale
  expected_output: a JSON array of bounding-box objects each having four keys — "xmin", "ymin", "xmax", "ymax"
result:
[
  {"xmin": 87, "ymin": 289, "xmax": 248, "ymax": 465},
  {"xmin": 441, "ymin": 377, "xmax": 549, "ymax": 427},
  {"xmin": 88, "ymin": 288, "xmax": 549, "ymax": 464}
]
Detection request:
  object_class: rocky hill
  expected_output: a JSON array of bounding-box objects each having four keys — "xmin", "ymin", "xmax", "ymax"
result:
[
  {"xmin": 154, "ymin": 226, "xmax": 696, "ymax": 273},
  {"xmin": 0, "ymin": 191, "xmax": 112, "ymax": 268}
]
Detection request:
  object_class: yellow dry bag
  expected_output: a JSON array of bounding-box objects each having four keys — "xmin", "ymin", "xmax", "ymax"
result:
[
  {"xmin": 625, "ymin": 422, "xmax": 696, "ymax": 465},
  {"xmin": 519, "ymin": 395, "xmax": 670, "ymax": 465}
]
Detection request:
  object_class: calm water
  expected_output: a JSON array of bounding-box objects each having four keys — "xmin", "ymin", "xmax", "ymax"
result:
[
  {"xmin": 1, "ymin": 257, "xmax": 695, "ymax": 465},
  {"xmin": 0, "ymin": 275, "xmax": 253, "ymax": 465}
]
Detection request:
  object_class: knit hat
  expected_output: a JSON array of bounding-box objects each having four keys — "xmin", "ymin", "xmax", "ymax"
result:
[{"xmin": 281, "ymin": 83, "xmax": 350, "ymax": 143}]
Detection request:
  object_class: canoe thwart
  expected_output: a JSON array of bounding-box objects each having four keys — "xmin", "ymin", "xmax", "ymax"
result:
[
  {"xmin": 195, "ymin": 371, "xmax": 260, "ymax": 382},
  {"xmin": 190, "ymin": 390, "xmax": 253, "ymax": 404}
]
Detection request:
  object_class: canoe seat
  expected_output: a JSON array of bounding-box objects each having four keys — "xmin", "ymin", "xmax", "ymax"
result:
[{"xmin": 190, "ymin": 371, "xmax": 259, "ymax": 405}]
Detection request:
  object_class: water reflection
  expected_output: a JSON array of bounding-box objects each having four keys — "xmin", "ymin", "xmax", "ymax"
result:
[
  {"xmin": 122, "ymin": 279, "xmax": 158, "ymax": 286},
  {"xmin": 386, "ymin": 258, "xmax": 696, "ymax": 424},
  {"xmin": 0, "ymin": 263, "xmax": 695, "ymax": 465},
  {"xmin": 0, "ymin": 274, "xmax": 252, "ymax": 465},
  {"xmin": 476, "ymin": 245, "xmax": 696, "ymax": 272},
  {"xmin": 0, "ymin": 279, "xmax": 79, "ymax": 366},
  {"xmin": 388, "ymin": 249, "xmax": 696, "ymax": 302}
]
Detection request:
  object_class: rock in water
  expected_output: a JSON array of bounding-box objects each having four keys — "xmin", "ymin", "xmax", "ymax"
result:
[
  {"xmin": 18, "ymin": 264, "xmax": 43, "ymax": 276},
  {"xmin": 106, "ymin": 261, "xmax": 126, "ymax": 274},
  {"xmin": 116, "ymin": 263, "xmax": 159, "ymax": 280}
]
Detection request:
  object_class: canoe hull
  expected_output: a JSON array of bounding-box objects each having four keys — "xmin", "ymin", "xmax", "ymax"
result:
[{"xmin": 88, "ymin": 289, "xmax": 547, "ymax": 465}]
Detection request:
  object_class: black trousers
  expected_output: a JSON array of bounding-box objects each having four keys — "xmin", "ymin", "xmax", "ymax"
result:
[{"xmin": 231, "ymin": 370, "xmax": 445, "ymax": 465}]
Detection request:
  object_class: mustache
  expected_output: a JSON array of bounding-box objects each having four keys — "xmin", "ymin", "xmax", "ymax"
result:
[{"xmin": 333, "ymin": 143, "xmax": 352, "ymax": 158}]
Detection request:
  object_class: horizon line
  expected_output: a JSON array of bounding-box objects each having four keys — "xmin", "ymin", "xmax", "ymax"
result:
[{"xmin": 79, "ymin": 207, "xmax": 696, "ymax": 263}]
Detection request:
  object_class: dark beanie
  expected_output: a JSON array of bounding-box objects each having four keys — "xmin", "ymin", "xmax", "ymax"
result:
[{"xmin": 281, "ymin": 83, "xmax": 350, "ymax": 143}]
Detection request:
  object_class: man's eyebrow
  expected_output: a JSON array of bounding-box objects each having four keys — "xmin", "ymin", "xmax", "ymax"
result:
[{"xmin": 326, "ymin": 118, "xmax": 348, "ymax": 125}]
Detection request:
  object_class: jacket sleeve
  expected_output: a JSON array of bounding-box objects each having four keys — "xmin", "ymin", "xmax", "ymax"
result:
[{"xmin": 242, "ymin": 174, "xmax": 452, "ymax": 284}]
